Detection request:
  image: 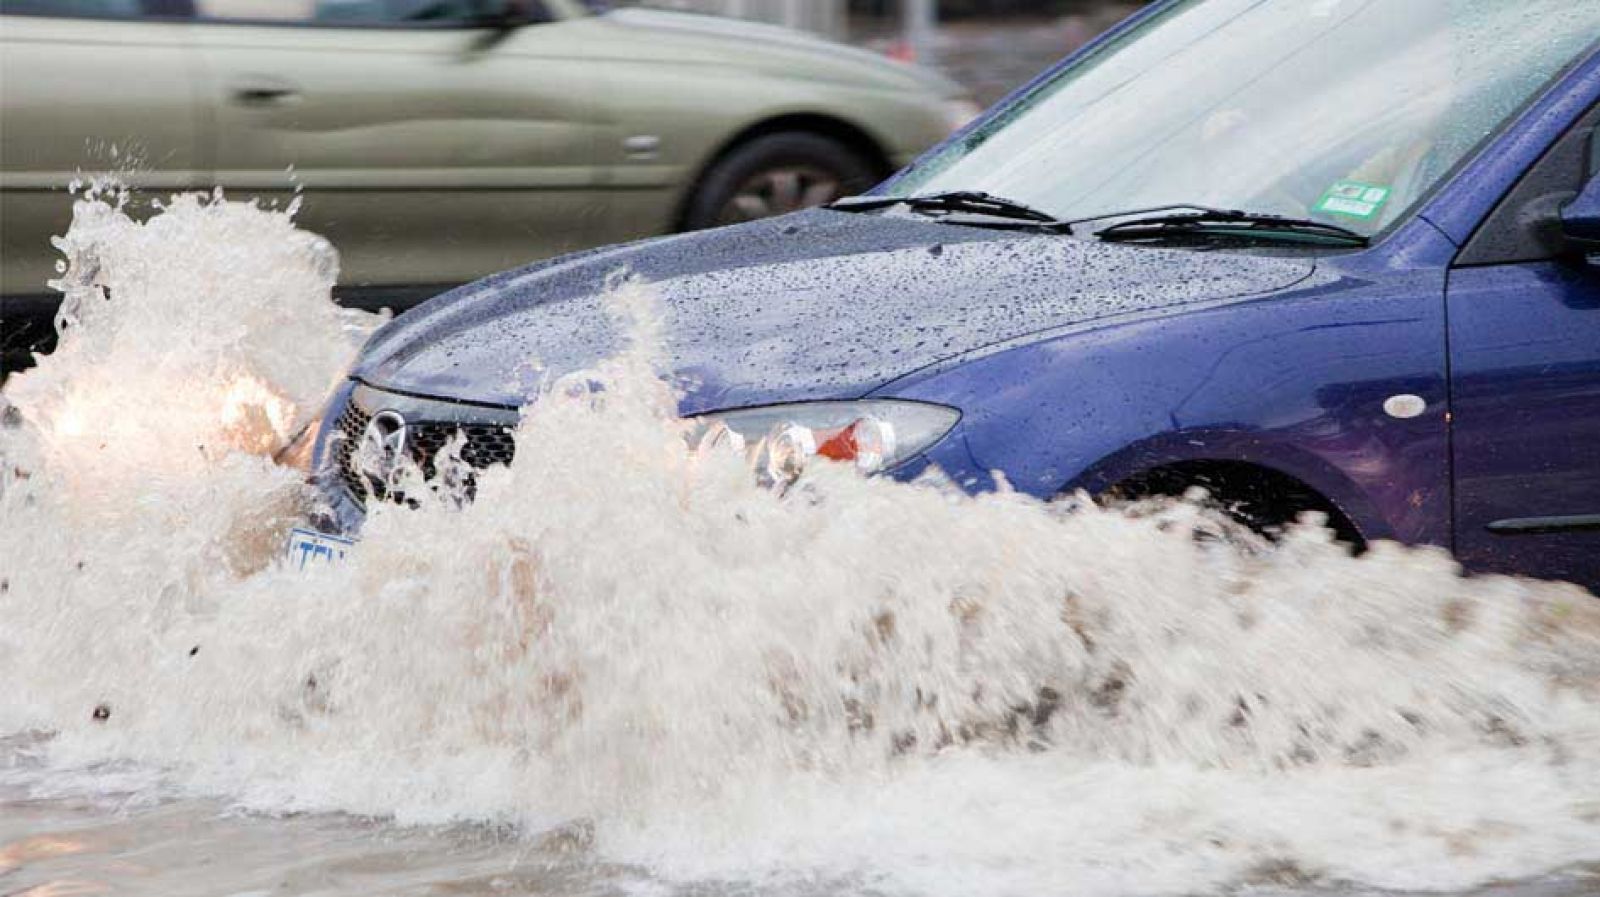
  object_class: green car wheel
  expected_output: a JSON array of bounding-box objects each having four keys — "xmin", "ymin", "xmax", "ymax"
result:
[{"xmin": 684, "ymin": 132, "xmax": 881, "ymax": 231}]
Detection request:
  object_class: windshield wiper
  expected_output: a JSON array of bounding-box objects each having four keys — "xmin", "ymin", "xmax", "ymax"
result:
[
  {"xmin": 831, "ymin": 197, "xmax": 1369, "ymax": 245},
  {"xmin": 1081, "ymin": 206, "xmax": 1369, "ymax": 247},
  {"xmin": 830, "ymin": 191, "xmax": 1066, "ymax": 227}
]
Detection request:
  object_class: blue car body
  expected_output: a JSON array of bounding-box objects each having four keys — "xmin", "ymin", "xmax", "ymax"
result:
[{"xmin": 314, "ymin": 2, "xmax": 1600, "ymax": 592}]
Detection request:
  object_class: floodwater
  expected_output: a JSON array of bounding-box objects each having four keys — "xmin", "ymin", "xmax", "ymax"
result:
[
  {"xmin": 2, "ymin": 191, "xmax": 1600, "ymax": 897},
  {"xmin": 3, "ymin": 781, "xmax": 1597, "ymax": 897}
]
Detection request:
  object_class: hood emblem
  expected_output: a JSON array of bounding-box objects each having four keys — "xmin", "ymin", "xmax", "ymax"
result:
[{"xmin": 356, "ymin": 410, "xmax": 409, "ymax": 491}]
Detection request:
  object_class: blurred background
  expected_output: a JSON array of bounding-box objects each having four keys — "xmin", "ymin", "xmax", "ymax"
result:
[
  {"xmin": 627, "ymin": 0, "xmax": 1149, "ymax": 105},
  {"xmin": 0, "ymin": 0, "xmax": 1148, "ymax": 375}
]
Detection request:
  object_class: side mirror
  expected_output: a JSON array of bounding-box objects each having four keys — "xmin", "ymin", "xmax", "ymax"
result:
[{"xmin": 1559, "ymin": 175, "xmax": 1600, "ymax": 252}]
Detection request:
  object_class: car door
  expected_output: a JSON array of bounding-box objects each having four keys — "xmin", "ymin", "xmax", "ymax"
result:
[
  {"xmin": 0, "ymin": 0, "xmax": 202, "ymax": 362},
  {"xmin": 189, "ymin": 0, "xmax": 603, "ymax": 307},
  {"xmin": 1448, "ymin": 103, "xmax": 1600, "ymax": 592}
]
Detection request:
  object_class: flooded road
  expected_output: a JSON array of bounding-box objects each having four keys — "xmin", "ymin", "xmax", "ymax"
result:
[
  {"xmin": 3, "ymin": 786, "xmax": 1598, "ymax": 896},
  {"xmin": 3, "ymin": 192, "xmax": 1600, "ymax": 897}
]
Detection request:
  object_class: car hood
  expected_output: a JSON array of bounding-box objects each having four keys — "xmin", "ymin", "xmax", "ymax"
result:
[
  {"xmin": 590, "ymin": 8, "xmax": 959, "ymax": 96},
  {"xmin": 354, "ymin": 210, "xmax": 1315, "ymax": 413}
]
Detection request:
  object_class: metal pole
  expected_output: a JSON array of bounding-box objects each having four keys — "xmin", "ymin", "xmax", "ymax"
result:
[{"xmin": 904, "ymin": 0, "xmax": 936, "ymax": 65}]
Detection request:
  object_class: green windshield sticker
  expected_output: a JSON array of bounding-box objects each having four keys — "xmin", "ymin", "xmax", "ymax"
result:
[{"xmin": 1315, "ymin": 181, "xmax": 1391, "ymax": 219}]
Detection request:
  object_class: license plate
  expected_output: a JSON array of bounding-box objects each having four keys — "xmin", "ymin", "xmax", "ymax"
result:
[{"xmin": 286, "ymin": 527, "xmax": 355, "ymax": 570}]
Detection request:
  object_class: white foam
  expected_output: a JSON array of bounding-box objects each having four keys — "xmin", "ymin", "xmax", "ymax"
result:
[{"xmin": 2, "ymin": 194, "xmax": 1599, "ymax": 897}]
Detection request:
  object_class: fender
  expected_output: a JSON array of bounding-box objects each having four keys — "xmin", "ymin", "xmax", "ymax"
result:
[{"xmin": 883, "ymin": 223, "xmax": 1458, "ymax": 548}]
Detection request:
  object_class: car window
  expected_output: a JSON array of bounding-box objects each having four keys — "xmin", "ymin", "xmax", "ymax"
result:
[
  {"xmin": 194, "ymin": 0, "xmax": 515, "ymax": 24},
  {"xmin": 0, "ymin": 0, "xmax": 146, "ymax": 16},
  {"xmin": 1458, "ymin": 102, "xmax": 1600, "ymax": 266},
  {"xmin": 893, "ymin": 0, "xmax": 1600, "ymax": 239}
]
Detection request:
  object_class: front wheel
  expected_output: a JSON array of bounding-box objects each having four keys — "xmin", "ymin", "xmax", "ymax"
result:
[{"xmin": 683, "ymin": 132, "xmax": 881, "ymax": 231}]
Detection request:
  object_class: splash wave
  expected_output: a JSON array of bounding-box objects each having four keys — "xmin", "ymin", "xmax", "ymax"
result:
[{"xmin": 2, "ymin": 193, "xmax": 1599, "ymax": 897}]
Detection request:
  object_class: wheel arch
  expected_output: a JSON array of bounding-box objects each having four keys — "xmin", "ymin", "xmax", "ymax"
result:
[{"xmin": 1065, "ymin": 437, "xmax": 1386, "ymax": 550}]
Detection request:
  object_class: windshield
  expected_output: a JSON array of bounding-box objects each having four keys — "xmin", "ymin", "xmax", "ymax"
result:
[{"xmin": 889, "ymin": 0, "xmax": 1600, "ymax": 236}]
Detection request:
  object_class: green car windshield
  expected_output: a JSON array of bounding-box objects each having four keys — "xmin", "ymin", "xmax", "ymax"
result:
[{"xmin": 890, "ymin": 0, "xmax": 1600, "ymax": 236}]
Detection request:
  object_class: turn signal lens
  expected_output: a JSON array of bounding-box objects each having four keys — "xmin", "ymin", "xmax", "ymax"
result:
[{"xmin": 814, "ymin": 417, "xmax": 897, "ymax": 472}]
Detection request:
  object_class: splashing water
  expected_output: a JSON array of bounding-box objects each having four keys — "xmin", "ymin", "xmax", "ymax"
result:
[{"xmin": 2, "ymin": 193, "xmax": 1600, "ymax": 897}]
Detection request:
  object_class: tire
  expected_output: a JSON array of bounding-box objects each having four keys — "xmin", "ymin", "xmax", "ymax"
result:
[
  {"xmin": 1102, "ymin": 461, "xmax": 1367, "ymax": 552},
  {"xmin": 683, "ymin": 131, "xmax": 881, "ymax": 231}
]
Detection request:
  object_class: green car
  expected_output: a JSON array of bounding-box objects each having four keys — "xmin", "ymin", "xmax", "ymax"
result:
[{"xmin": 0, "ymin": 0, "xmax": 972, "ymax": 365}]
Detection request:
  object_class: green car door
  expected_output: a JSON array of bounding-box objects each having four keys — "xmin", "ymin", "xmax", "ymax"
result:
[
  {"xmin": 190, "ymin": 0, "xmax": 605, "ymax": 305},
  {"xmin": 0, "ymin": 1, "xmax": 203, "ymax": 300}
]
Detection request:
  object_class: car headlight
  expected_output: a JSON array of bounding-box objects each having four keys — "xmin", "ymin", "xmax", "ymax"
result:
[
  {"xmin": 274, "ymin": 413, "xmax": 324, "ymax": 473},
  {"xmin": 691, "ymin": 400, "xmax": 960, "ymax": 487},
  {"xmin": 943, "ymin": 98, "xmax": 984, "ymax": 134}
]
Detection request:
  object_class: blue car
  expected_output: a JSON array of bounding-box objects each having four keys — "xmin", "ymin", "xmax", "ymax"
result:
[{"xmin": 305, "ymin": 0, "xmax": 1600, "ymax": 593}]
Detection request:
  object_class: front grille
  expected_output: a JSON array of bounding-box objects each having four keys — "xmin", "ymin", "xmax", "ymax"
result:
[
  {"xmin": 409, "ymin": 422, "xmax": 518, "ymax": 472},
  {"xmin": 333, "ymin": 400, "xmax": 374, "ymax": 501},
  {"xmin": 333, "ymin": 385, "xmax": 518, "ymax": 507}
]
